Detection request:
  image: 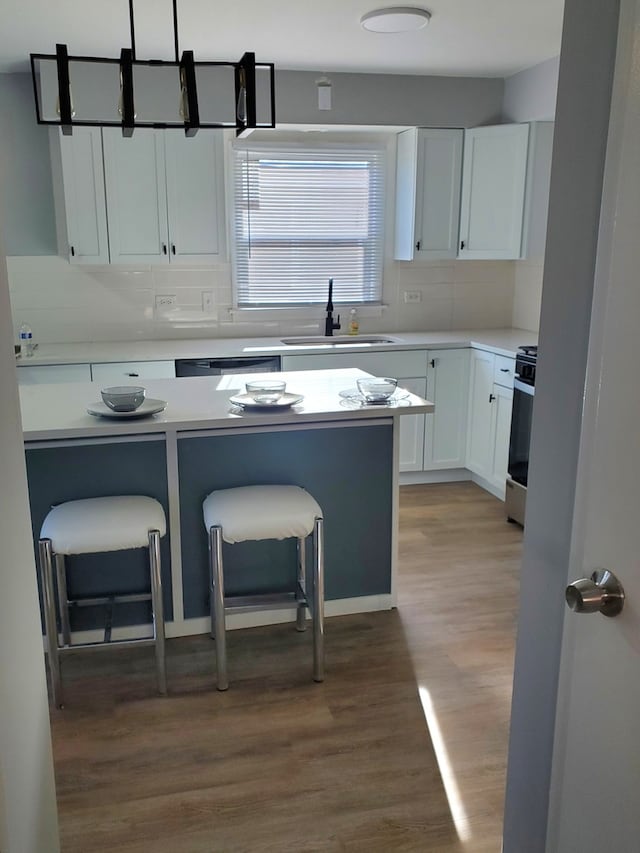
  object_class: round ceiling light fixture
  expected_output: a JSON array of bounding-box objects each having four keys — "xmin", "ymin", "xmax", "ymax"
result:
[{"xmin": 360, "ymin": 6, "xmax": 431, "ymax": 33}]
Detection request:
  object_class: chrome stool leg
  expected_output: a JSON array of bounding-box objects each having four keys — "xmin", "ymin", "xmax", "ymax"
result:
[
  {"xmin": 296, "ymin": 536, "xmax": 307, "ymax": 632},
  {"xmin": 209, "ymin": 526, "xmax": 228, "ymax": 691},
  {"xmin": 312, "ymin": 517, "xmax": 325, "ymax": 683},
  {"xmin": 38, "ymin": 539, "xmax": 63, "ymax": 709},
  {"xmin": 55, "ymin": 553, "xmax": 71, "ymax": 647},
  {"xmin": 148, "ymin": 530, "xmax": 167, "ymax": 696}
]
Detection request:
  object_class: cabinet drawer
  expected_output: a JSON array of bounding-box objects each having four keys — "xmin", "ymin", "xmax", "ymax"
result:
[
  {"xmin": 493, "ymin": 355, "xmax": 515, "ymax": 388},
  {"xmin": 16, "ymin": 363, "xmax": 92, "ymax": 385},
  {"xmin": 90, "ymin": 360, "xmax": 176, "ymax": 384},
  {"xmin": 281, "ymin": 350, "xmax": 428, "ymax": 377}
]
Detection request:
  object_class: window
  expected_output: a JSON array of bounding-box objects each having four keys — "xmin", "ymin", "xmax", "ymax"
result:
[{"xmin": 232, "ymin": 144, "xmax": 385, "ymax": 307}]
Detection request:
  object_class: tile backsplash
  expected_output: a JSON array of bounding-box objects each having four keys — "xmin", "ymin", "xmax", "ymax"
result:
[
  {"xmin": 512, "ymin": 260, "xmax": 544, "ymax": 332},
  {"xmin": 7, "ymin": 255, "xmax": 517, "ymax": 344}
]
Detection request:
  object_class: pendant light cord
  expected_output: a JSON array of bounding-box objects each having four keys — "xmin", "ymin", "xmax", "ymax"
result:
[
  {"xmin": 128, "ymin": 0, "xmax": 136, "ymax": 60},
  {"xmin": 128, "ymin": 0, "xmax": 180, "ymax": 62},
  {"xmin": 173, "ymin": 0, "xmax": 180, "ymax": 62}
]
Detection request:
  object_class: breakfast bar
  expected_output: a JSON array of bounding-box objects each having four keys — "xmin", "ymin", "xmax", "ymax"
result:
[{"xmin": 20, "ymin": 368, "xmax": 433, "ymax": 641}]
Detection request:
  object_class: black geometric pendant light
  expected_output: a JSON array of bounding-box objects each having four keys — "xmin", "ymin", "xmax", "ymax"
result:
[{"xmin": 30, "ymin": 0, "xmax": 276, "ymax": 137}]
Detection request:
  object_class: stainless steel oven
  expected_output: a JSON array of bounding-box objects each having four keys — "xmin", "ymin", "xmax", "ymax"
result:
[{"xmin": 506, "ymin": 345, "xmax": 537, "ymax": 526}]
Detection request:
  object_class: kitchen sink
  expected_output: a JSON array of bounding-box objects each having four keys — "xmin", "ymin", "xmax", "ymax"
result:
[{"xmin": 281, "ymin": 335, "xmax": 400, "ymax": 346}]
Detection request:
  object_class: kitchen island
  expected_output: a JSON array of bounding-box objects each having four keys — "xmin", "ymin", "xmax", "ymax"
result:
[{"xmin": 21, "ymin": 368, "xmax": 433, "ymax": 641}]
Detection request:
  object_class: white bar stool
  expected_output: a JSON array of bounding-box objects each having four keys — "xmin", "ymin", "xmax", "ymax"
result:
[
  {"xmin": 202, "ymin": 485, "xmax": 324, "ymax": 691},
  {"xmin": 37, "ymin": 495, "xmax": 167, "ymax": 708}
]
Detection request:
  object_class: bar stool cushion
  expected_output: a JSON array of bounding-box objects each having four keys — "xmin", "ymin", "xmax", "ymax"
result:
[
  {"xmin": 203, "ymin": 485, "xmax": 322, "ymax": 544},
  {"xmin": 40, "ymin": 496, "xmax": 166, "ymax": 555}
]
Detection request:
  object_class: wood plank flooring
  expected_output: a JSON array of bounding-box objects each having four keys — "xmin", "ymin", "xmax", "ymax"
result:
[{"xmin": 50, "ymin": 483, "xmax": 523, "ymax": 852}]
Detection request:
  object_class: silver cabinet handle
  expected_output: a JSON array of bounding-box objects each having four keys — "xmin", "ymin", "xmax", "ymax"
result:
[{"xmin": 565, "ymin": 569, "xmax": 625, "ymax": 617}]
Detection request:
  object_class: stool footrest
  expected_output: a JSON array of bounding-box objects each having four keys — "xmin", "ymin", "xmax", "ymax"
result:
[
  {"xmin": 224, "ymin": 591, "xmax": 306, "ymax": 614},
  {"xmin": 69, "ymin": 592, "xmax": 152, "ymax": 608},
  {"xmin": 58, "ymin": 637, "xmax": 156, "ymax": 653}
]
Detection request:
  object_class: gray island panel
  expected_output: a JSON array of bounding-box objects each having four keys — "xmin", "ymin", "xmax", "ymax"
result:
[
  {"xmin": 25, "ymin": 439, "xmax": 172, "ymax": 633},
  {"xmin": 177, "ymin": 423, "xmax": 394, "ymax": 619}
]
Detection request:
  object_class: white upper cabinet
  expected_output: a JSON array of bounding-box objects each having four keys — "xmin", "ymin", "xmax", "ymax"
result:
[
  {"xmin": 458, "ymin": 121, "xmax": 554, "ymax": 260},
  {"xmin": 164, "ymin": 132, "xmax": 225, "ymax": 264},
  {"xmin": 103, "ymin": 128, "xmax": 169, "ymax": 264},
  {"xmin": 98, "ymin": 128, "xmax": 226, "ymax": 265},
  {"xmin": 51, "ymin": 127, "xmax": 109, "ymax": 265},
  {"xmin": 394, "ymin": 128, "xmax": 463, "ymax": 260}
]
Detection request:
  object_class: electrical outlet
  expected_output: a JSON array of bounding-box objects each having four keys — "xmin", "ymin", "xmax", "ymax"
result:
[
  {"xmin": 404, "ymin": 290, "xmax": 421, "ymax": 304},
  {"xmin": 155, "ymin": 294, "xmax": 177, "ymax": 309},
  {"xmin": 201, "ymin": 290, "xmax": 214, "ymax": 313}
]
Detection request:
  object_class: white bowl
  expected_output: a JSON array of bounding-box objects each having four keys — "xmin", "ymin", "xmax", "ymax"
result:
[
  {"xmin": 356, "ymin": 377, "xmax": 398, "ymax": 403},
  {"xmin": 245, "ymin": 379, "xmax": 287, "ymax": 405},
  {"xmin": 101, "ymin": 386, "xmax": 146, "ymax": 412}
]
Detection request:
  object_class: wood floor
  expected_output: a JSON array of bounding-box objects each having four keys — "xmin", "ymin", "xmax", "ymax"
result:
[{"xmin": 51, "ymin": 483, "xmax": 523, "ymax": 853}]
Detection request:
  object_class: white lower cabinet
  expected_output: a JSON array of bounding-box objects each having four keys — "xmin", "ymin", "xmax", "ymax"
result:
[
  {"xmin": 491, "ymin": 383, "xmax": 514, "ymax": 491},
  {"xmin": 398, "ymin": 378, "xmax": 427, "ymax": 471},
  {"xmin": 90, "ymin": 360, "xmax": 176, "ymax": 384},
  {"xmin": 282, "ymin": 348, "xmax": 469, "ymax": 474},
  {"xmin": 281, "ymin": 350, "xmax": 429, "ymax": 473},
  {"xmin": 16, "ymin": 363, "xmax": 92, "ymax": 385},
  {"xmin": 465, "ymin": 349, "xmax": 515, "ymax": 497},
  {"xmin": 424, "ymin": 349, "xmax": 469, "ymax": 470}
]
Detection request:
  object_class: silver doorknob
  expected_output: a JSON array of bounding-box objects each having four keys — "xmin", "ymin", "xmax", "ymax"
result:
[{"xmin": 565, "ymin": 569, "xmax": 625, "ymax": 617}]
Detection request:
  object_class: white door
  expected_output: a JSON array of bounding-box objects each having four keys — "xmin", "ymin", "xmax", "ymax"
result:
[
  {"xmin": 424, "ymin": 348, "xmax": 469, "ymax": 470},
  {"xmin": 398, "ymin": 378, "xmax": 426, "ymax": 472},
  {"xmin": 103, "ymin": 128, "xmax": 169, "ymax": 264},
  {"xmin": 458, "ymin": 123, "xmax": 529, "ymax": 260},
  {"xmin": 465, "ymin": 348, "xmax": 494, "ymax": 478},
  {"xmin": 57, "ymin": 127, "xmax": 109, "ymax": 264},
  {"xmin": 414, "ymin": 129, "xmax": 463, "ymax": 259},
  {"xmin": 489, "ymin": 382, "xmax": 512, "ymax": 496},
  {"xmin": 165, "ymin": 131, "xmax": 224, "ymax": 264},
  {"xmin": 546, "ymin": 2, "xmax": 640, "ymax": 848}
]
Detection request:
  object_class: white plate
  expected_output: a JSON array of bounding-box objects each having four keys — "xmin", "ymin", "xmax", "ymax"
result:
[
  {"xmin": 338, "ymin": 388, "xmax": 410, "ymax": 405},
  {"xmin": 229, "ymin": 392, "xmax": 304, "ymax": 409},
  {"xmin": 87, "ymin": 398, "xmax": 167, "ymax": 419},
  {"xmin": 339, "ymin": 396, "xmax": 411, "ymax": 410}
]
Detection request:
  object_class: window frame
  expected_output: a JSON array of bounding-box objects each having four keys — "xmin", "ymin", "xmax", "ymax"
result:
[{"xmin": 230, "ymin": 141, "xmax": 386, "ymax": 309}]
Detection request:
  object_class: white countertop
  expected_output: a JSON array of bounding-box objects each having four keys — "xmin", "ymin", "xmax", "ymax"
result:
[
  {"xmin": 20, "ymin": 369, "xmax": 434, "ymax": 442},
  {"xmin": 15, "ymin": 328, "xmax": 538, "ymax": 367}
]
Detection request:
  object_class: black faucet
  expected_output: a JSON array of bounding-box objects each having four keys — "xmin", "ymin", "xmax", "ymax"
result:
[{"xmin": 324, "ymin": 278, "xmax": 341, "ymax": 336}]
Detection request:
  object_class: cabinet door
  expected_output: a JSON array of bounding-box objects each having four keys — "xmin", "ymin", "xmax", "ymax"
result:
[
  {"xmin": 90, "ymin": 360, "xmax": 176, "ymax": 384},
  {"xmin": 424, "ymin": 349, "xmax": 469, "ymax": 470},
  {"xmin": 414, "ymin": 129, "xmax": 463, "ymax": 259},
  {"xmin": 465, "ymin": 349, "xmax": 495, "ymax": 478},
  {"xmin": 16, "ymin": 364, "xmax": 91, "ymax": 385},
  {"xmin": 56, "ymin": 128, "xmax": 109, "ymax": 264},
  {"xmin": 103, "ymin": 129, "xmax": 169, "ymax": 264},
  {"xmin": 394, "ymin": 128, "xmax": 463, "ymax": 260},
  {"xmin": 490, "ymin": 383, "xmax": 514, "ymax": 496},
  {"xmin": 165, "ymin": 131, "xmax": 224, "ymax": 264},
  {"xmin": 458, "ymin": 123, "xmax": 530, "ymax": 260},
  {"xmin": 398, "ymin": 378, "xmax": 427, "ymax": 472}
]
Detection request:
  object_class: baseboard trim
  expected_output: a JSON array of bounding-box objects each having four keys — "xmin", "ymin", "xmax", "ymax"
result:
[
  {"xmin": 399, "ymin": 468, "xmax": 470, "ymax": 485},
  {"xmin": 59, "ymin": 594, "xmax": 394, "ymax": 645},
  {"xmin": 470, "ymin": 472, "xmax": 506, "ymax": 501}
]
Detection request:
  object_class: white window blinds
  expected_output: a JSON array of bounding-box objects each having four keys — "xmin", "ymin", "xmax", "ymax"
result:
[{"xmin": 232, "ymin": 144, "xmax": 385, "ymax": 307}]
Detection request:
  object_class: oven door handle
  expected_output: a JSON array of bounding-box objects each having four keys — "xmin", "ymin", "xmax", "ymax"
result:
[{"xmin": 514, "ymin": 378, "xmax": 535, "ymax": 396}]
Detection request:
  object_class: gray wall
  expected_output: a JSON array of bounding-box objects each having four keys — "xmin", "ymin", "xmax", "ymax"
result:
[
  {"xmin": 276, "ymin": 69, "xmax": 503, "ymax": 127},
  {"xmin": 0, "ymin": 73, "xmax": 56, "ymax": 255},
  {"xmin": 0, "ymin": 217, "xmax": 59, "ymax": 845},
  {"xmin": 502, "ymin": 56, "xmax": 560, "ymax": 123},
  {"xmin": 502, "ymin": 1, "xmax": 620, "ymax": 850}
]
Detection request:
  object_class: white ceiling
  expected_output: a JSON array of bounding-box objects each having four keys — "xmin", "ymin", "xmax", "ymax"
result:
[{"xmin": 0, "ymin": 0, "xmax": 564, "ymax": 78}]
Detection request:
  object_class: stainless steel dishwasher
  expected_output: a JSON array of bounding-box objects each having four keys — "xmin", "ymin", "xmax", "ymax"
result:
[{"xmin": 174, "ymin": 356, "xmax": 281, "ymax": 377}]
